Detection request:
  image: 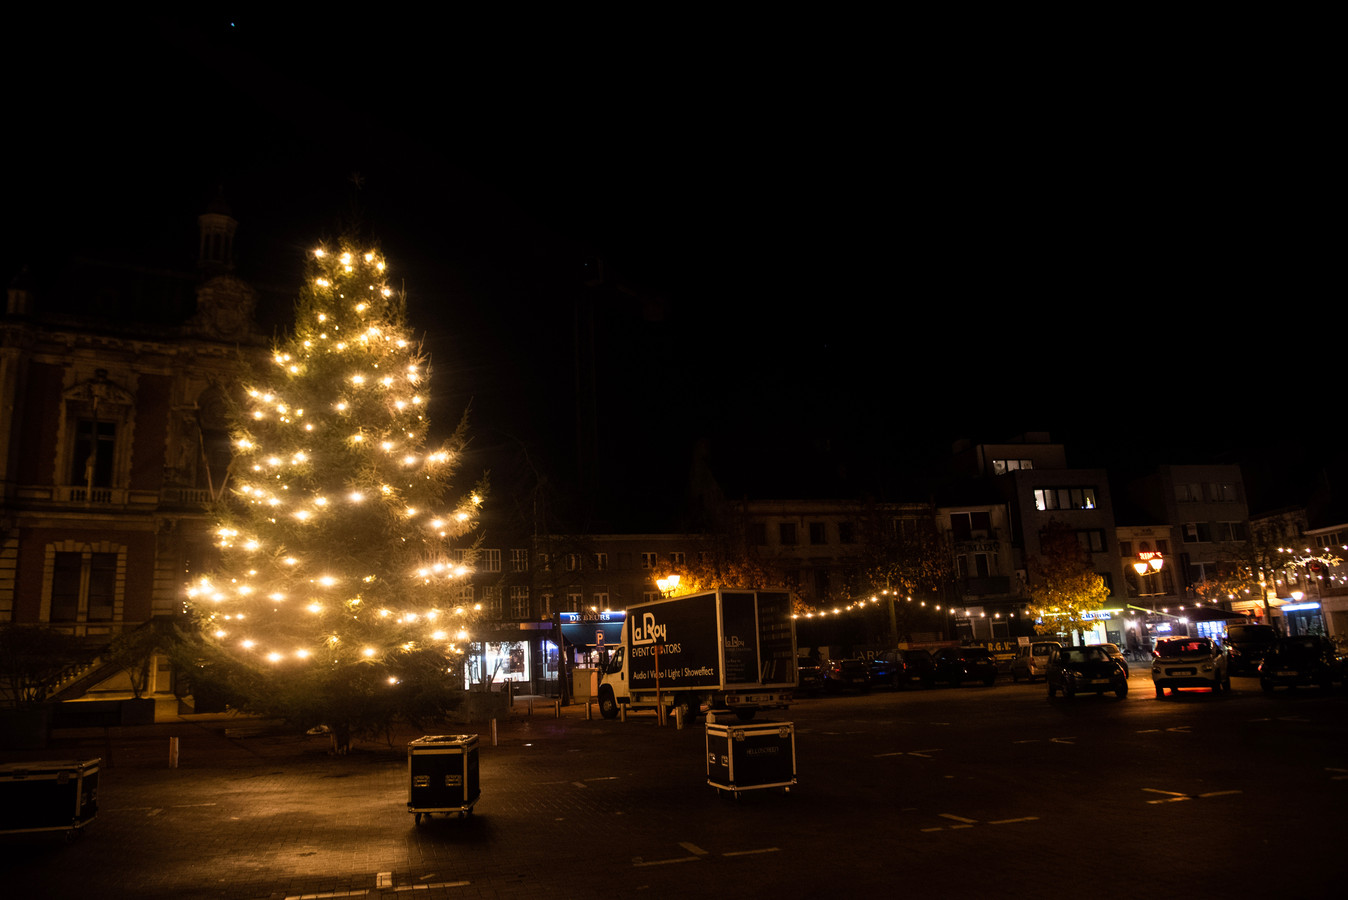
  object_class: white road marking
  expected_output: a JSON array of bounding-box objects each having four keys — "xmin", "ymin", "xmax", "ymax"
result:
[
  {"xmin": 940, "ymin": 814, "xmax": 978, "ymax": 824},
  {"xmin": 723, "ymin": 848, "xmax": 780, "ymax": 857},
  {"xmin": 679, "ymin": 842, "xmax": 708, "ymax": 856},
  {"xmin": 988, "ymin": 817, "xmax": 1039, "ymax": 825},
  {"xmin": 632, "ymin": 856, "xmax": 699, "ymax": 867},
  {"xmin": 1197, "ymin": 791, "xmax": 1242, "ymax": 799}
]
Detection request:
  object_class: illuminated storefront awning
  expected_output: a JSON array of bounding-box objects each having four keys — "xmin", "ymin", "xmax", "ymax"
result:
[{"xmin": 558, "ymin": 611, "xmax": 626, "ymax": 650}]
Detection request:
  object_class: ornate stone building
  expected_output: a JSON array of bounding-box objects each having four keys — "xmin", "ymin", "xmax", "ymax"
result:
[{"xmin": 1, "ymin": 199, "xmax": 267, "ymax": 699}]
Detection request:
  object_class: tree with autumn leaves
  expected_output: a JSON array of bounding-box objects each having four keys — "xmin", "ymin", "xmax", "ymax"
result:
[
  {"xmin": 1028, "ymin": 520, "xmax": 1110, "ymax": 641},
  {"xmin": 185, "ymin": 240, "xmax": 485, "ymax": 753}
]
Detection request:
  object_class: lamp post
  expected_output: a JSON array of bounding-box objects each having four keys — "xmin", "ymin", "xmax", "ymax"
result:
[{"xmin": 1131, "ymin": 552, "xmax": 1164, "ymax": 655}]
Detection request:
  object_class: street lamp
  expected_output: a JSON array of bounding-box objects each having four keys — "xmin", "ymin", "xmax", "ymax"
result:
[
  {"xmin": 656, "ymin": 574, "xmax": 680, "ymax": 597},
  {"xmin": 1133, "ymin": 550, "xmax": 1164, "ymax": 578}
]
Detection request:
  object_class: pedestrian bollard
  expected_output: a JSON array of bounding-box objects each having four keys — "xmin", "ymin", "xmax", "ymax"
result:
[
  {"xmin": 527, "ymin": 697, "xmax": 533, "ymax": 716},
  {"xmin": 674, "ymin": 705, "xmax": 684, "ymax": 730},
  {"xmin": 491, "ymin": 718, "xmax": 498, "ymax": 746},
  {"xmin": 586, "ymin": 700, "xmax": 593, "ymax": 720},
  {"xmin": 554, "ymin": 700, "xmax": 561, "ymax": 719},
  {"xmin": 169, "ymin": 737, "xmax": 179, "ymax": 768},
  {"xmin": 619, "ymin": 703, "xmax": 626, "ymax": 722}
]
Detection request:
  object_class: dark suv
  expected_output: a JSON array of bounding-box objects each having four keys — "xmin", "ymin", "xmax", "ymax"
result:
[
  {"xmin": 1226, "ymin": 623, "xmax": 1278, "ymax": 676},
  {"xmin": 931, "ymin": 646, "xmax": 998, "ymax": 687},
  {"xmin": 1259, "ymin": 636, "xmax": 1342, "ymax": 691},
  {"xmin": 869, "ymin": 648, "xmax": 936, "ymax": 689}
]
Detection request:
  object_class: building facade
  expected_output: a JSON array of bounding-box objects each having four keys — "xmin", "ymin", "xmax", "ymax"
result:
[{"xmin": 1, "ymin": 204, "xmax": 264, "ymax": 702}]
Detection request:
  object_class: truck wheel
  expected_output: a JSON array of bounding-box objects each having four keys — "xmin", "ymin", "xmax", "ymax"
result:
[
  {"xmin": 734, "ymin": 709, "xmax": 756, "ymax": 722},
  {"xmin": 598, "ymin": 688, "xmax": 619, "ymax": 720}
]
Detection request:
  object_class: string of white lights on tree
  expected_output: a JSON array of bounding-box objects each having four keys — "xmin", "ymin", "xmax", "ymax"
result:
[{"xmin": 188, "ymin": 244, "xmax": 484, "ymax": 685}]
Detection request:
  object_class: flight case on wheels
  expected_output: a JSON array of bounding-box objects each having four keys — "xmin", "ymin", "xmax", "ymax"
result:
[
  {"xmin": 407, "ymin": 735, "xmax": 479, "ymax": 824},
  {"xmin": 0, "ymin": 758, "xmax": 100, "ymax": 838},
  {"xmin": 706, "ymin": 721, "xmax": 795, "ymax": 797}
]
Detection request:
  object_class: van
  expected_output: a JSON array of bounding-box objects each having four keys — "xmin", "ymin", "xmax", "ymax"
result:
[{"xmin": 1011, "ymin": 641, "xmax": 1061, "ymax": 683}]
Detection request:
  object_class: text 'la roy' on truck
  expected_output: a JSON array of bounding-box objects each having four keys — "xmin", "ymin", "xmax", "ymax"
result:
[{"xmin": 597, "ymin": 588, "xmax": 798, "ymax": 722}]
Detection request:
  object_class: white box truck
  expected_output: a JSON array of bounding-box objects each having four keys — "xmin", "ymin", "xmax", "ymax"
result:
[{"xmin": 597, "ymin": 588, "xmax": 797, "ymax": 722}]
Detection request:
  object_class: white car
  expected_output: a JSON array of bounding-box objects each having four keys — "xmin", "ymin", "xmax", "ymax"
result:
[
  {"xmin": 1152, "ymin": 636, "xmax": 1230, "ymax": 697},
  {"xmin": 1011, "ymin": 641, "xmax": 1061, "ymax": 683}
]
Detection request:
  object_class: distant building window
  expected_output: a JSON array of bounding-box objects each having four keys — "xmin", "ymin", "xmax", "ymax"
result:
[
  {"xmin": 45, "ymin": 544, "xmax": 122, "ymax": 626},
  {"xmin": 566, "ymin": 591, "xmax": 582, "ymax": 612},
  {"xmin": 482, "ymin": 586, "xmax": 502, "ymax": 617},
  {"xmin": 749, "ymin": 523, "xmax": 767, "ymax": 546},
  {"xmin": 482, "ymin": 549, "xmax": 502, "ymax": 572},
  {"xmin": 593, "ymin": 553, "xmax": 608, "ymax": 571},
  {"xmin": 1207, "ymin": 482, "xmax": 1238, "ymax": 502},
  {"xmin": 1034, "ymin": 487, "xmax": 1097, "ymax": 511},
  {"xmin": 1213, "ymin": 522, "xmax": 1248, "ymax": 542},
  {"xmin": 510, "ymin": 586, "xmax": 529, "ymax": 618},
  {"xmin": 640, "ymin": 552, "xmax": 658, "ymax": 569},
  {"xmin": 838, "ymin": 522, "xmax": 856, "ymax": 544},
  {"xmin": 1077, "ymin": 530, "xmax": 1107, "ymax": 553},
  {"xmin": 779, "ymin": 523, "xmax": 797, "ymax": 546},
  {"xmin": 1183, "ymin": 522, "xmax": 1212, "ymax": 543},
  {"xmin": 510, "ymin": 549, "xmax": 529, "ymax": 572},
  {"xmin": 992, "ymin": 458, "xmax": 1033, "ymax": 475},
  {"xmin": 669, "ymin": 551, "xmax": 685, "ymax": 566},
  {"xmin": 71, "ymin": 420, "xmax": 117, "ymax": 487},
  {"xmin": 592, "ymin": 592, "xmax": 609, "ymax": 609},
  {"xmin": 809, "ymin": 523, "xmax": 826, "ymax": 545},
  {"xmin": 1175, "ymin": 483, "xmax": 1202, "ymax": 502},
  {"xmin": 566, "ymin": 553, "xmax": 581, "ymax": 572}
]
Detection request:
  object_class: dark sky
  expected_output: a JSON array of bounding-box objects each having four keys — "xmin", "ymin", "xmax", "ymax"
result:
[{"xmin": 6, "ymin": 12, "xmax": 1339, "ymax": 525}]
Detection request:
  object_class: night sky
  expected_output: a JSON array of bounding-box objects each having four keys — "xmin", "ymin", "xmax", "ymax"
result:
[{"xmin": 6, "ymin": 13, "xmax": 1339, "ymax": 528}]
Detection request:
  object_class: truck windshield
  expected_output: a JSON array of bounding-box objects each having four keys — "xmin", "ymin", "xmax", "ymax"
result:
[{"xmin": 605, "ymin": 647, "xmax": 624, "ymax": 674}]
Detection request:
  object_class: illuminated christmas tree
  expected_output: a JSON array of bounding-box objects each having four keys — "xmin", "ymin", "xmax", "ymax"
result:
[{"xmin": 187, "ymin": 241, "xmax": 484, "ymax": 753}]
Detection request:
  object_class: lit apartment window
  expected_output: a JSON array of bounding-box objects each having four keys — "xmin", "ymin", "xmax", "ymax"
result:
[
  {"xmin": 539, "ymin": 593, "xmax": 553, "ymax": 616},
  {"xmin": 1034, "ymin": 487, "xmax": 1097, "ymax": 511},
  {"xmin": 592, "ymin": 592, "xmax": 609, "ymax": 609},
  {"xmin": 992, "ymin": 458, "xmax": 1033, "ymax": 475}
]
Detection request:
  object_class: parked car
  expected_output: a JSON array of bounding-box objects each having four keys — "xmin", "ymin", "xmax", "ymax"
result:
[
  {"xmin": 930, "ymin": 646, "xmax": 998, "ymax": 687},
  {"xmin": 797, "ymin": 654, "xmax": 824, "ymax": 692},
  {"xmin": 1046, "ymin": 645, "xmax": 1128, "ymax": 700},
  {"xmin": 1090, "ymin": 642, "xmax": 1129, "ymax": 677},
  {"xmin": 1226, "ymin": 623, "xmax": 1279, "ymax": 676},
  {"xmin": 822, "ymin": 657, "xmax": 871, "ymax": 692},
  {"xmin": 1011, "ymin": 641, "xmax": 1061, "ymax": 683},
  {"xmin": 869, "ymin": 648, "xmax": 936, "ymax": 689},
  {"xmin": 1258, "ymin": 636, "xmax": 1342, "ymax": 691},
  {"xmin": 1152, "ymin": 636, "xmax": 1230, "ymax": 697}
]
